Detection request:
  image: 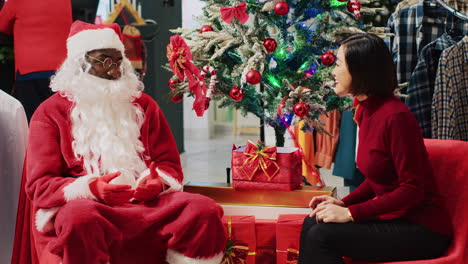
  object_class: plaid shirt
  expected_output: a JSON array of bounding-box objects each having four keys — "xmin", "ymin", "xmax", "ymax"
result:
[
  {"xmin": 406, "ymin": 34, "xmax": 457, "ymax": 138},
  {"xmin": 432, "ymin": 36, "xmax": 468, "ymax": 140},
  {"xmin": 386, "ymin": 0, "xmax": 468, "ymax": 86}
]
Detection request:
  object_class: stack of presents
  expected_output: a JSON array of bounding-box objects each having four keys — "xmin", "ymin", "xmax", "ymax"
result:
[{"xmin": 184, "ymin": 141, "xmax": 336, "ymax": 263}]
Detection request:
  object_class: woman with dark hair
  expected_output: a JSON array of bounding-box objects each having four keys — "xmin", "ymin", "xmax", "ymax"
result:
[{"xmin": 298, "ymin": 33, "xmax": 452, "ymax": 263}]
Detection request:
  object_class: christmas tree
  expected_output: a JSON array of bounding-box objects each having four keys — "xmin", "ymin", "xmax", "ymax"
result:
[{"xmin": 165, "ymin": 0, "xmax": 387, "ymax": 146}]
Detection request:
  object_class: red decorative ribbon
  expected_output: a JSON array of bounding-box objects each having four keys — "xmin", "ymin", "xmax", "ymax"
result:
[
  {"xmin": 222, "ymin": 217, "xmax": 251, "ymax": 264},
  {"xmin": 286, "ymin": 248, "xmax": 299, "ymax": 263},
  {"xmin": 220, "ymin": 2, "xmax": 249, "ymax": 24},
  {"xmin": 240, "ymin": 141, "xmax": 280, "ymax": 181},
  {"xmin": 277, "ymin": 98, "xmax": 324, "ymax": 186},
  {"xmin": 166, "ymin": 35, "xmax": 208, "ymax": 116}
]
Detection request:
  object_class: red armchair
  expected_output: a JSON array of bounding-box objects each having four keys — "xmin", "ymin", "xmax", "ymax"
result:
[{"xmin": 346, "ymin": 139, "xmax": 468, "ymax": 264}]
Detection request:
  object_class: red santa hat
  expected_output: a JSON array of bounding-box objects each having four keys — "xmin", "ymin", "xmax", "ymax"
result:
[{"xmin": 67, "ymin": 20, "xmax": 125, "ymax": 59}]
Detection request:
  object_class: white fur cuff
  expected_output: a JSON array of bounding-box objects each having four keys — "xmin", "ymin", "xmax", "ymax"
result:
[
  {"xmin": 35, "ymin": 207, "xmax": 60, "ymax": 233},
  {"xmin": 136, "ymin": 168, "xmax": 151, "ymax": 186},
  {"xmin": 166, "ymin": 249, "xmax": 224, "ymax": 264},
  {"xmin": 63, "ymin": 175, "xmax": 98, "ymax": 202},
  {"xmin": 157, "ymin": 168, "xmax": 183, "ymax": 195}
]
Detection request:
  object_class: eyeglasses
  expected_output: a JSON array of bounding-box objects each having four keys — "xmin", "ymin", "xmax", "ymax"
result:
[{"xmin": 86, "ymin": 55, "xmax": 122, "ymax": 70}]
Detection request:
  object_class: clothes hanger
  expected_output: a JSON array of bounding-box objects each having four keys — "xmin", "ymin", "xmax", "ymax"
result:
[{"xmin": 434, "ymin": 0, "xmax": 468, "ymax": 21}]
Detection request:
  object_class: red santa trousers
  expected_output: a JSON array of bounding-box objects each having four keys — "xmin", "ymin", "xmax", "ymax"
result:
[{"xmin": 33, "ymin": 192, "xmax": 227, "ymax": 264}]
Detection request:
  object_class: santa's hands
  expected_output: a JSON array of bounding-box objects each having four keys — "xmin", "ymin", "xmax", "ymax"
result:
[
  {"xmin": 312, "ymin": 203, "xmax": 352, "ymax": 223},
  {"xmin": 308, "ymin": 195, "xmax": 345, "ymax": 211},
  {"xmin": 133, "ymin": 162, "xmax": 163, "ymax": 202},
  {"xmin": 89, "ymin": 172, "xmax": 134, "ymax": 206}
]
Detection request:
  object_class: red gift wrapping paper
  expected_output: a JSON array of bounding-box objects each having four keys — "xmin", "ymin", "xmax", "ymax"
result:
[
  {"xmin": 222, "ymin": 216, "xmax": 257, "ymax": 264},
  {"xmin": 255, "ymin": 219, "xmax": 277, "ymax": 264},
  {"xmin": 276, "ymin": 214, "xmax": 308, "ymax": 264},
  {"xmin": 231, "ymin": 144, "xmax": 302, "ymax": 191}
]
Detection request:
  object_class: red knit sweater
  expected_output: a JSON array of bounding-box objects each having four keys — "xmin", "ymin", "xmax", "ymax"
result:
[
  {"xmin": 342, "ymin": 96, "xmax": 452, "ymax": 236},
  {"xmin": 0, "ymin": 0, "xmax": 72, "ymax": 75}
]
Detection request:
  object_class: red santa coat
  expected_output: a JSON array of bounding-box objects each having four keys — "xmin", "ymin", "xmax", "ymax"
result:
[
  {"xmin": 13, "ymin": 93, "xmax": 225, "ymax": 263},
  {"xmin": 0, "ymin": 0, "xmax": 72, "ymax": 75},
  {"xmin": 27, "ymin": 92, "xmax": 183, "ymax": 229}
]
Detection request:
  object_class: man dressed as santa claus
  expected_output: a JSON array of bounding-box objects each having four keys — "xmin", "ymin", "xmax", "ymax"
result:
[{"xmin": 24, "ymin": 20, "xmax": 227, "ymax": 264}]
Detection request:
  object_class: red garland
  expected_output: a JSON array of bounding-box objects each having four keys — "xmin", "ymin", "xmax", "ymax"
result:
[{"xmin": 166, "ymin": 35, "xmax": 208, "ymax": 116}]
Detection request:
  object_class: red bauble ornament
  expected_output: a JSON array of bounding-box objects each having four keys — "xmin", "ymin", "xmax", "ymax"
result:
[
  {"xmin": 347, "ymin": 0, "xmax": 362, "ymax": 18},
  {"xmin": 246, "ymin": 70, "xmax": 262, "ymax": 85},
  {"xmin": 293, "ymin": 102, "xmax": 310, "ymax": 118},
  {"xmin": 199, "ymin": 25, "xmax": 214, "ymax": 33},
  {"xmin": 168, "ymin": 79, "xmax": 181, "ymax": 90},
  {"xmin": 321, "ymin": 52, "xmax": 335, "ymax": 66},
  {"xmin": 263, "ymin": 38, "xmax": 278, "ymax": 53},
  {"xmin": 170, "ymin": 94, "xmax": 183, "ymax": 103},
  {"xmin": 229, "ymin": 87, "xmax": 244, "ymax": 101},
  {"xmin": 274, "ymin": 1, "xmax": 289, "ymax": 16}
]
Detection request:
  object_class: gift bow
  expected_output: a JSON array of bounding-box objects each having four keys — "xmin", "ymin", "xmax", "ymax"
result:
[
  {"xmin": 222, "ymin": 217, "xmax": 253, "ymax": 264},
  {"xmin": 241, "ymin": 141, "xmax": 280, "ymax": 181},
  {"xmin": 220, "ymin": 2, "xmax": 249, "ymax": 24},
  {"xmin": 166, "ymin": 35, "xmax": 208, "ymax": 116},
  {"xmin": 287, "ymin": 248, "xmax": 300, "ymax": 263}
]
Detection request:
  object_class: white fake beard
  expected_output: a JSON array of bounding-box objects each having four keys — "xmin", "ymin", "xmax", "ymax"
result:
[{"xmin": 51, "ymin": 57, "xmax": 148, "ymax": 187}]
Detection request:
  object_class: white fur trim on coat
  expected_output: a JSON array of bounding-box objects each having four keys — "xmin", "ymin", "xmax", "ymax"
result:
[
  {"xmin": 35, "ymin": 207, "xmax": 60, "ymax": 233},
  {"xmin": 67, "ymin": 28, "xmax": 125, "ymax": 59},
  {"xmin": 157, "ymin": 168, "xmax": 183, "ymax": 195},
  {"xmin": 63, "ymin": 175, "xmax": 98, "ymax": 202},
  {"xmin": 166, "ymin": 249, "xmax": 224, "ymax": 264},
  {"xmin": 136, "ymin": 168, "xmax": 151, "ymax": 187}
]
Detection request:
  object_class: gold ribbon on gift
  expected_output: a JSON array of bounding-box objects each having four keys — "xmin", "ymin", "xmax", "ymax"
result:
[
  {"xmin": 222, "ymin": 217, "xmax": 256, "ymax": 264},
  {"xmin": 286, "ymin": 248, "xmax": 299, "ymax": 263},
  {"xmin": 240, "ymin": 141, "xmax": 281, "ymax": 181}
]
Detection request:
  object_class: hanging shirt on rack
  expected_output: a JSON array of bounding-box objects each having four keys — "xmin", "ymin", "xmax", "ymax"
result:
[
  {"xmin": 314, "ymin": 110, "xmax": 341, "ymax": 170},
  {"xmin": 432, "ymin": 36, "xmax": 468, "ymax": 140},
  {"xmin": 385, "ymin": 0, "xmax": 467, "ymax": 86},
  {"xmin": 395, "ymin": 0, "xmax": 419, "ymax": 13},
  {"xmin": 0, "ymin": 89, "xmax": 28, "ymax": 264},
  {"xmin": 406, "ymin": 34, "xmax": 459, "ymax": 138}
]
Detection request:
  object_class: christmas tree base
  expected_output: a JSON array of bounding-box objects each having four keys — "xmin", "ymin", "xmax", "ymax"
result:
[{"xmin": 184, "ymin": 182, "xmax": 336, "ymax": 208}]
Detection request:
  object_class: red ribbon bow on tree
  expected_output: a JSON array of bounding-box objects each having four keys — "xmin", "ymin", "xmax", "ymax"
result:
[
  {"xmin": 241, "ymin": 141, "xmax": 280, "ymax": 181},
  {"xmin": 220, "ymin": 2, "xmax": 249, "ymax": 24},
  {"xmin": 222, "ymin": 217, "xmax": 251, "ymax": 264},
  {"xmin": 166, "ymin": 35, "xmax": 208, "ymax": 116}
]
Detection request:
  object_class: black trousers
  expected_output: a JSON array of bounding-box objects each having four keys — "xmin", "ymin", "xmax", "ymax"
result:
[
  {"xmin": 299, "ymin": 216, "xmax": 451, "ymax": 264},
  {"xmin": 13, "ymin": 78, "xmax": 54, "ymax": 121}
]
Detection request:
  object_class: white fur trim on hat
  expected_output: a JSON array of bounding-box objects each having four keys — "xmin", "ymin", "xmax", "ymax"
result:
[
  {"xmin": 166, "ymin": 249, "xmax": 224, "ymax": 264},
  {"xmin": 67, "ymin": 28, "xmax": 125, "ymax": 59}
]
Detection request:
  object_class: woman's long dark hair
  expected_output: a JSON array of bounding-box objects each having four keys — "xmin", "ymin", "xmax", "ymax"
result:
[{"xmin": 341, "ymin": 33, "xmax": 397, "ymax": 97}]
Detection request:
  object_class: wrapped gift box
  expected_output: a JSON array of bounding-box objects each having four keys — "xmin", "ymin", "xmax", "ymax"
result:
[
  {"xmin": 276, "ymin": 214, "xmax": 308, "ymax": 264},
  {"xmin": 184, "ymin": 182, "xmax": 336, "ymax": 208},
  {"xmin": 255, "ymin": 219, "xmax": 276, "ymax": 264},
  {"xmin": 222, "ymin": 216, "xmax": 257, "ymax": 264},
  {"xmin": 231, "ymin": 142, "xmax": 302, "ymax": 191}
]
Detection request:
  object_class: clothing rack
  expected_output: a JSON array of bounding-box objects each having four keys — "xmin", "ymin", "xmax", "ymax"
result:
[{"xmin": 434, "ymin": 0, "xmax": 468, "ymax": 21}]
